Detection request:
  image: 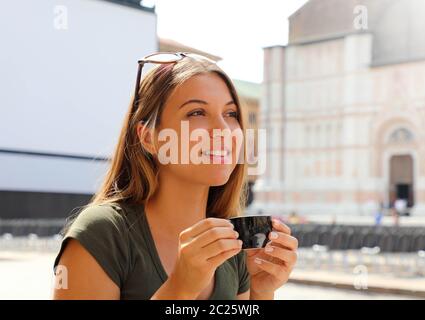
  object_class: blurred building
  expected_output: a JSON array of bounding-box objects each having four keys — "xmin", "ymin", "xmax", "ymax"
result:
[
  {"xmin": 0, "ymin": 0, "xmax": 157, "ymax": 219},
  {"xmin": 252, "ymin": 0, "xmax": 425, "ymax": 217}
]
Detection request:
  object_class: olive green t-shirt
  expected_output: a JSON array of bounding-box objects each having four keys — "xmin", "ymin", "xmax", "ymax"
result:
[{"xmin": 53, "ymin": 201, "xmax": 250, "ymax": 299}]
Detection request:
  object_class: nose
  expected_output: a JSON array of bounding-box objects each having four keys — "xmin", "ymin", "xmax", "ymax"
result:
[{"xmin": 208, "ymin": 114, "xmax": 230, "ymax": 139}]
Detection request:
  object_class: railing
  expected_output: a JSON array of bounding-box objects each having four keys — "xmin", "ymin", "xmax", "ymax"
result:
[
  {"xmin": 0, "ymin": 233, "xmax": 62, "ymax": 252},
  {"xmin": 287, "ymin": 223, "xmax": 425, "ymax": 252},
  {"xmin": 285, "ymin": 223, "xmax": 425, "ymax": 277},
  {"xmin": 0, "ymin": 219, "xmax": 65, "ymax": 237}
]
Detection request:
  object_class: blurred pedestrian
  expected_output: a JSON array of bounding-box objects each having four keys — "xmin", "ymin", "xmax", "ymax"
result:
[
  {"xmin": 394, "ymin": 198, "xmax": 407, "ymax": 216},
  {"xmin": 374, "ymin": 201, "xmax": 384, "ymax": 226}
]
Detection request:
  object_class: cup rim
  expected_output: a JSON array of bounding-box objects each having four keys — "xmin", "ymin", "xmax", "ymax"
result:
[
  {"xmin": 228, "ymin": 215, "xmax": 272, "ymax": 220},
  {"xmin": 243, "ymin": 247, "xmax": 266, "ymax": 251}
]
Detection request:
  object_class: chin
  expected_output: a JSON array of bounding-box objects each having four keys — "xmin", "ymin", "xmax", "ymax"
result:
[
  {"xmin": 208, "ymin": 177, "xmax": 231, "ymax": 187},
  {"xmin": 202, "ymin": 167, "xmax": 234, "ymax": 186},
  {"xmin": 170, "ymin": 164, "xmax": 237, "ymax": 186}
]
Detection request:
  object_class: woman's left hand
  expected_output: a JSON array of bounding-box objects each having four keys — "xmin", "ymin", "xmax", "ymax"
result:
[{"xmin": 245, "ymin": 218, "xmax": 298, "ymax": 297}]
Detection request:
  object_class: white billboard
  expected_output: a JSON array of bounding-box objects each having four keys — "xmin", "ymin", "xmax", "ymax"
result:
[{"xmin": 0, "ymin": 0, "xmax": 157, "ymax": 193}]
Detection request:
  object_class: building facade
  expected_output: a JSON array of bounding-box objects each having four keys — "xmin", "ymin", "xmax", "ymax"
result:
[{"xmin": 251, "ymin": 0, "xmax": 425, "ymax": 217}]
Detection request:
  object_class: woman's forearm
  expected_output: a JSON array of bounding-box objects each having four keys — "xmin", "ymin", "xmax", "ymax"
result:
[{"xmin": 250, "ymin": 289, "xmax": 275, "ymax": 300}]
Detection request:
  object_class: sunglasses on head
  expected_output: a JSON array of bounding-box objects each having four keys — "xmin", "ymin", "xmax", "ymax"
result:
[{"xmin": 133, "ymin": 52, "xmax": 216, "ymax": 111}]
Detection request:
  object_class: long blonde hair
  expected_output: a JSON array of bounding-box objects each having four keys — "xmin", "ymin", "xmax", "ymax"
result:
[{"xmin": 85, "ymin": 56, "xmax": 248, "ymax": 220}]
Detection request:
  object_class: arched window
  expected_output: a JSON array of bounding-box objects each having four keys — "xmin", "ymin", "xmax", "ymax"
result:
[{"xmin": 388, "ymin": 128, "xmax": 414, "ymax": 144}]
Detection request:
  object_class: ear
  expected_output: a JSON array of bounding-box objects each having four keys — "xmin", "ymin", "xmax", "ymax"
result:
[{"xmin": 136, "ymin": 121, "xmax": 156, "ymax": 155}]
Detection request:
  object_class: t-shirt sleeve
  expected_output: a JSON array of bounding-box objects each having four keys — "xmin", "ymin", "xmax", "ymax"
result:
[
  {"xmin": 53, "ymin": 204, "xmax": 131, "ymax": 288},
  {"xmin": 237, "ymin": 250, "xmax": 251, "ymax": 295}
]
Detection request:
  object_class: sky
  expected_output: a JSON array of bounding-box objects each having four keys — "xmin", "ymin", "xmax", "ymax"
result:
[{"xmin": 153, "ymin": 0, "xmax": 309, "ymax": 83}]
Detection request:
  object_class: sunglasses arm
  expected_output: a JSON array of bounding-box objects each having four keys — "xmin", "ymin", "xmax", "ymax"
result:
[{"xmin": 133, "ymin": 62, "xmax": 144, "ymax": 109}]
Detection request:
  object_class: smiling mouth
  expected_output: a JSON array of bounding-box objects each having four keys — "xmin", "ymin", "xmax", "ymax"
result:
[
  {"xmin": 201, "ymin": 149, "xmax": 230, "ymax": 157},
  {"xmin": 199, "ymin": 149, "xmax": 232, "ymax": 163}
]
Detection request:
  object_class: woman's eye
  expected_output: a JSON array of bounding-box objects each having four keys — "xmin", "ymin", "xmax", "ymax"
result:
[
  {"xmin": 226, "ymin": 111, "xmax": 238, "ymax": 118},
  {"xmin": 187, "ymin": 110, "xmax": 205, "ymax": 117}
]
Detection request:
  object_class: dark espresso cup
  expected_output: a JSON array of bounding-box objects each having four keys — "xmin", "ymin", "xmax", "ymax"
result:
[{"xmin": 228, "ymin": 215, "xmax": 273, "ymax": 250}]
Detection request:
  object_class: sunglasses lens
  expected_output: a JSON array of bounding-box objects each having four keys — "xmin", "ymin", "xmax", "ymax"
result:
[{"xmin": 145, "ymin": 53, "xmax": 181, "ymax": 63}]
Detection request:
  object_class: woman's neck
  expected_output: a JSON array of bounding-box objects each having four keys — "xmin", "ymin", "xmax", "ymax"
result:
[{"xmin": 144, "ymin": 172, "xmax": 210, "ymax": 239}]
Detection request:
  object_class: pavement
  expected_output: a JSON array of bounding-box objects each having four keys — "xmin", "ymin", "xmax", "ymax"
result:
[
  {"xmin": 0, "ymin": 250, "xmax": 422, "ymax": 300},
  {"xmin": 0, "ymin": 251, "xmax": 55, "ymax": 300},
  {"xmin": 288, "ymin": 269, "xmax": 425, "ymax": 299}
]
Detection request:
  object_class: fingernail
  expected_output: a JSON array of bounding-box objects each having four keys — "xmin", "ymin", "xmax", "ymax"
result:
[
  {"xmin": 255, "ymin": 258, "xmax": 262, "ymax": 264},
  {"xmin": 229, "ymin": 223, "xmax": 235, "ymax": 229},
  {"xmin": 234, "ymin": 231, "xmax": 239, "ymax": 238},
  {"xmin": 270, "ymin": 232, "xmax": 278, "ymax": 239},
  {"xmin": 238, "ymin": 240, "xmax": 243, "ymax": 246},
  {"xmin": 265, "ymin": 246, "xmax": 273, "ymax": 253}
]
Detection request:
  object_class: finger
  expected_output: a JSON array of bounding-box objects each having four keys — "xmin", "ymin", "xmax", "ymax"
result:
[
  {"xmin": 268, "ymin": 232, "xmax": 298, "ymax": 251},
  {"xmin": 192, "ymin": 226, "xmax": 239, "ymax": 248},
  {"xmin": 264, "ymin": 246, "xmax": 297, "ymax": 266},
  {"xmin": 202, "ymin": 239, "xmax": 243, "ymax": 260},
  {"xmin": 254, "ymin": 258, "xmax": 285, "ymax": 281},
  {"xmin": 180, "ymin": 218, "xmax": 233, "ymax": 242},
  {"xmin": 272, "ymin": 218, "xmax": 291, "ymax": 235},
  {"xmin": 245, "ymin": 248, "xmax": 262, "ymax": 257},
  {"xmin": 207, "ymin": 247, "xmax": 241, "ymax": 267}
]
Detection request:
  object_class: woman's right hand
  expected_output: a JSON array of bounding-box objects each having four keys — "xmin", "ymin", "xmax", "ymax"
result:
[{"xmin": 167, "ymin": 217, "xmax": 242, "ymax": 299}]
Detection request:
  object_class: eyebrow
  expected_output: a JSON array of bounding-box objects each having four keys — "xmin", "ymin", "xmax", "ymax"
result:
[{"xmin": 178, "ymin": 99, "xmax": 235, "ymax": 109}]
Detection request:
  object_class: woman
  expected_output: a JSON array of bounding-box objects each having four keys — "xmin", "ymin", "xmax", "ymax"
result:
[{"xmin": 52, "ymin": 52, "xmax": 298, "ymax": 300}]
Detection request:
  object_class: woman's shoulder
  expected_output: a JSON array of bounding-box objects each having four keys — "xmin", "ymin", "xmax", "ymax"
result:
[
  {"xmin": 68, "ymin": 201, "xmax": 141, "ymax": 233},
  {"xmin": 74, "ymin": 202, "xmax": 122, "ymax": 221},
  {"xmin": 54, "ymin": 201, "xmax": 141, "ymax": 288}
]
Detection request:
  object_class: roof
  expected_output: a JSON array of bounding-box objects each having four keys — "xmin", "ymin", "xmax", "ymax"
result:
[
  {"xmin": 101, "ymin": 0, "xmax": 156, "ymax": 13},
  {"xmin": 232, "ymin": 79, "xmax": 260, "ymax": 101},
  {"xmin": 288, "ymin": 0, "xmax": 425, "ymax": 67},
  {"xmin": 159, "ymin": 38, "xmax": 222, "ymax": 62}
]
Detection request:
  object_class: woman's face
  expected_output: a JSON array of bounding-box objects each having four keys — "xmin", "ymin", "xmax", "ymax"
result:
[{"xmin": 148, "ymin": 72, "xmax": 243, "ymax": 186}]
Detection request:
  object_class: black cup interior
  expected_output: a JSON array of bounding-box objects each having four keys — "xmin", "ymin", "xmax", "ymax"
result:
[{"xmin": 229, "ymin": 215, "xmax": 272, "ymax": 249}]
